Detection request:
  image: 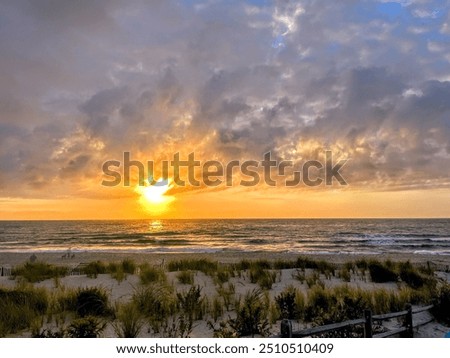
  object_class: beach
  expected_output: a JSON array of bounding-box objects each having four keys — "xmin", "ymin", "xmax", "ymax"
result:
[
  {"xmin": 1, "ymin": 250, "xmax": 450, "ymax": 268},
  {"xmin": 1, "ymin": 250, "xmax": 449, "ymax": 338}
]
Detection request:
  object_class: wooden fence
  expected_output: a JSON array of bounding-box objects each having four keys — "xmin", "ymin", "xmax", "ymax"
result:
[
  {"xmin": 0, "ymin": 266, "xmax": 12, "ymax": 277},
  {"xmin": 280, "ymin": 304, "xmax": 434, "ymax": 338}
]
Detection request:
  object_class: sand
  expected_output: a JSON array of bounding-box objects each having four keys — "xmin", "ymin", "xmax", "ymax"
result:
[
  {"xmin": 1, "ymin": 251, "xmax": 449, "ymax": 338},
  {"xmin": 1, "ymin": 251, "xmax": 449, "ymax": 268}
]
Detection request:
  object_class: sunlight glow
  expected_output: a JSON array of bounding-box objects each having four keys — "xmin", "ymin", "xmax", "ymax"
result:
[{"xmin": 135, "ymin": 179, "xmax": 174, "ymax": 213}]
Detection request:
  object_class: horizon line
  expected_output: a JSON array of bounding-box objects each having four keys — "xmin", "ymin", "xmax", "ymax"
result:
[{"xmin": 0, "ymin": 217, "xmax": 449, "ymax": 222}]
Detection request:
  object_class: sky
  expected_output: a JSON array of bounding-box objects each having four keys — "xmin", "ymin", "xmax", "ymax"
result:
[{"xmin": 0, "ymin": 0, "xmax": 449, "ymax": 219}]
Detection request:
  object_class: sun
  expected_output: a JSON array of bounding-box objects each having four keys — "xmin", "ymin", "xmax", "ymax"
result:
[{"xmin": 135, "ymin": 179, "xmax": 174, "ymax": 212}]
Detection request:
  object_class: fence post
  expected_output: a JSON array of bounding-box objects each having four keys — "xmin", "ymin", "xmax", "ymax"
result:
[
  {"xmin": 364, "ymin": 309, "xmax": 373, "ymax": 338},
  {"xmin": 405, "ymin": 304, "xmax": 413, "ymax": 338},
  {"xmin": 281, "ymin": 319, "xmax": 292, "ymax": 338}
]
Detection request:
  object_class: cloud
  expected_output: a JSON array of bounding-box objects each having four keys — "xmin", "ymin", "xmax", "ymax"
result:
[{"xmin": 0, "ymin": 0, "xmax": 449, "ymax": 199}]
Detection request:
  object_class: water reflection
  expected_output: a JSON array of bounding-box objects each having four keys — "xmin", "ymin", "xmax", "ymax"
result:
[{"xmin": 149, "ymin": 220, "xmax": 163, "ymax": 232}]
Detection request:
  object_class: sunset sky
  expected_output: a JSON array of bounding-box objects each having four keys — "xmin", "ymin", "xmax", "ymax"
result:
[{"xmin": 0, "ymin": 0, "xmax": 449, "ymax": 219}]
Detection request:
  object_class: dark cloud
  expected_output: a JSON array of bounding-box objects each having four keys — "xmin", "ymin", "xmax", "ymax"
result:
[{"xmin": 0, "ymin": 0, "xmax": 449, "ymax": 198}]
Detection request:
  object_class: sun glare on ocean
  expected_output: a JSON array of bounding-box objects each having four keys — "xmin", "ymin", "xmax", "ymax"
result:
[{"xmin": 136, "ymin": 179, "xmax": 174, "ymax": 213}]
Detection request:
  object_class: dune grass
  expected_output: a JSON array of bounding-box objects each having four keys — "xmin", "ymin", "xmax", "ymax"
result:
[
  {"xmin": 132, "ymin": 284, "xmax": 177, "ymax": 331},
  {"xmin": 0, "ymin": 286, "xmax": 48, "ymax": 337},
  {"xmin": 11, "ymin": 262, "xmax": 69, "ymax": 283},
  {"xmin": 139, "ymin": 264, "xmax": 166, "ymax": 284},
  {"xmin": 74, "ymin": 287, "xmax": 110, "ymax": 317},
  {"xmin": 210, "ymin": 296, "xmax": 225, "ymax": 322},
  {"xmin": 216, "ymin": 282, "xmax": 235, "ymax": 311},
  {"xmin": 230, "ymin": 289, "xmax": 271, "ymax": 337},
  {"xmin": 113, "ymin": 302, "xmax": 144, "ymax": 338},
  {"xmin": 167, "ymin": 259, "xmax": 218, "ymax": 275},
  {"xmin": 176, "ymin": 270, "xmax": 195, "ymax": 285},
  {"xmin": 275, "ymin": 285, "xmax": 305, "ymax": 320},
  {"xmin": 338, "ymin": 266, "xmax": 352, "ymax": 282},
  {"xmin": 248, "ymin": 266, "xmax": 278, "ymax": 290},
  {"xmin": 432, "ymin": 283, "xmax": 450, "ymax": 325},
  {"xmin": 0, "ymin": 256, "xmax": 445, "ymax": 338},
  {"xmin": 81, "ymin": 259, "xmax": 137, "ymax": 280},
  {"xmin": 176, "ymin": 285, "xmax": 206, "ymax": 321},
  {"xmin": 107, "ymin": 259, "xmax": 137, "ymax": 283},
  {"xmin": 214, "ymin": 266, "xmax": 235, "ymax": 284},
  {"xmin": 82, "ymin": 261, "xmax": 107, "ymax": 278},
  {"xmin": 66, "ymin": 316, "xmax": 106, "ymax": 338},
  {"xmin": 368, "ymin": 260, "xmax": 398, "ymax": 283}
]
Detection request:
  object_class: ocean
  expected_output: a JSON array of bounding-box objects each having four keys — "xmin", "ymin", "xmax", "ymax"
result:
[{"xmin": 0, "ymin": 219, "xmax": 449, "ymax": 256}]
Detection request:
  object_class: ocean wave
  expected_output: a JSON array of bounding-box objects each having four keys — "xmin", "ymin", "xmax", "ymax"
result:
[
  {"xmin": 413, "ymin": 250, "xmax": 450, "ymax": 255},
  {"xmin": 1, "ymin": 219, "xmax": 449, "ymax": 254}
]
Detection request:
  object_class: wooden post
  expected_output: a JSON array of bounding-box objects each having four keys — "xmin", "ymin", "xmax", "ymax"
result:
[
  {"xmin": 281, "ymin": 319, "xmax": 292, "ymax": 338},
  {"xmin": 364, "ymin": 309, "xmax": 373, "ymax": 338},
  {"xmin": 405, "ymin": 304, "xmax": 413, "ymax": 338}
]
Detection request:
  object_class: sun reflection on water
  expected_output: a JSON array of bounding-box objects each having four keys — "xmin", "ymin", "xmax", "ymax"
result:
[{"xmin": 149, "ymin": 220, "xmax": 163, "ymax": 231}]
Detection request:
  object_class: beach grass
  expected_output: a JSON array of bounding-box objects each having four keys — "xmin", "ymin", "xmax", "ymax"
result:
[
  {"xmin": 74, "ymin": 287, "xmax": 111, "ymax": 318},
  {"xmin": 248, "ymin": 266, "xmax": 278, "ymax": 290},
  {"xmin": 82, "ymin": 261, "xmax": 107, "ymax": 278},
  {"xmin": 432, "ymin": 283, "xmax": 450, "ymax": 324},
  {"xmin": 275, "ymin": 285, "xmax": 305, "ymax": 320},
  {"xmin": 139, "ymin": 264, "xmax": 167, "ymax": 284},
  {"xmin": 210, "ymin": 296, "xmax": 225, "ymax": 322},
  {"xmin": 0, "ymin": 255, "xmax": 447, "ymax": 337},
  {"xmin": 132, "ymin": 284, "xmax": 177, "ymax": 331},
  {"xmin": 11, "ymin": 262, "xmax": 68, "ymax": 283},
  {"xmin": 66, "ymin": 316, "xmax": 107, "ymax": 338},
  {"xmin": 0, "ymin": 285, "xmax": 48, "ymax": 337},
  {"xmin": 167, "ymin": 258, "xmax": 218, "ymax": 275},
  {"xmin": 230, "ymin": 289, "xmax": 271, "ymax": 337},
  {"xmin": 113, "ymin": 302, "xmax": 144, "ymax": 338},
  {"xmin": 176, "ymin": 285, "xmax": 206, "ymax": 321},
  {"xmin": 176, "ymin": 270, "xmax": 195, "ymax": 285}
]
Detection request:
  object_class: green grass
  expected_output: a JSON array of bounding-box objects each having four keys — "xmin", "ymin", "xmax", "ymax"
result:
[
  {"xmin": 368, "ymin": 261, "xmax": 398, "ymax": 283},
  {"xmin": 11, "ymin": 262, "xmax": 68, "ymax": 283},
  {"xmin": 273, "ymin": 259, "xmax": 298, "ymax": 270},
  {"xmin": 139, "ymin": 264, "xmax": 166, "ymax": 284},
  {"xmin": 82, "ymin": 261, "xmax": 107, "ymax": 278},
  {"xmin": 305, "ymin": 272, "xmax": 324, "ymax": 288},
  {"xmin": 303, "ymin": 283, "xmax": 433, "ymax": 326},
  {"xmin": 398, "ymin": 261, "xmax": 428, "ymax": 289},
  {"xmin": 67, "ymin": 316, "xmax": 106, "ymax": 338},
  {"xmin": 107, "ymin": 259, "xmax": 137, "ymax": 283},
  {"xmin": 177, "ymin": 285, "xmax": 206, "ymax": 321},
  {"xmin": 293, "ymin": 269, "xmax": 306, "ymax": 283},
  {"xmin": 338, "ymin": 266, "xmax": 352, "ymax": 282},
  {"xmin": 113, "ymin": 302, "xmax": 144, "ymax": 338},
  {"xmin": 0, "ymin": 286, "xmax": 48, "ymax": 337},
  {"xmin": 275, "ymin": 285, "xmax": 305, "ymax": 320},
  {"xmin": 74, "ymin": 287, "xmax": 110, "ymax": 317},
  {"xmin": 121, "ymin": 259, "xmax": 137, "ymax": 274},
  {"xmin": 167, "ymin": 259, "xmax": 218, "ymax": 275},
  {"xmin": 295, "ymin": 257, "xmax": 336, "ymax": 276},
  {"xmin": 1, "ymin": 257, "xmax": 444, "ymax": 338},
  {"xmin": 210, "ymin": 296, "xmax": 225, "ymax": 322},
  {"xmin": 176, "ymin": 270, "xmax": 195, "ymax": 285},
  {"xmin": 248, "ymin": 267, "xmax": 278, "ymax": 290},
  {"xmin": 132, "ymin": 284, "xmax": 177, "ymax": 331},
  {"xmin": 215, "ymin": 266, "xmax": 234, "ymax": 284},
  {"xmin": 216, "ymin": 283, "xmax": 235, "ymax": 311},
  {"xmin": 229, "ymin": 289, "xmax": 270, "ymax": 337},
  {"xmin": 432, "ymin": 283, "xmax": 450, "ymax": 325}
]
